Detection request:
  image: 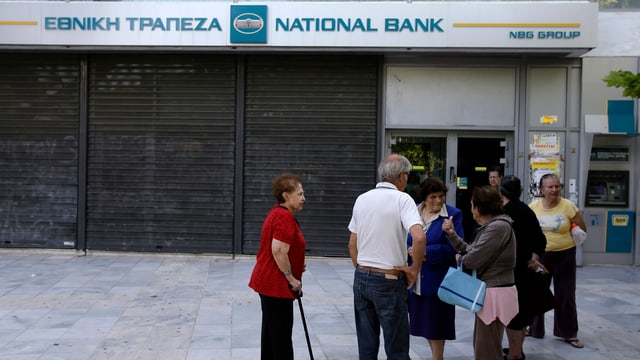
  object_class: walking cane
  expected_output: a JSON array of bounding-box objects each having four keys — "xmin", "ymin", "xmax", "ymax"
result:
[{"xmin": 292, "ymin": 288, "xmax": 314, "ymax": 360}]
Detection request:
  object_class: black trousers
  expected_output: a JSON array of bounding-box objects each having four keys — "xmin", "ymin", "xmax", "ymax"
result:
[
  {"xmin": 530, "ymin": 247, "xmax": 578, "ymax": 339},
  {"xmin": 259, "ymin": 294, "xmax": 294, "ymax": 360}
]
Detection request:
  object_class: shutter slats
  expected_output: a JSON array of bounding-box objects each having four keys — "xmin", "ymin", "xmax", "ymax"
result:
[
  {"xmin": 87, "ymin": 54, "xmax": 236, "ymax": 253},
  {"xmin": 242, "ymin": 55, "xmax": 378, "ymax": 256},
  {"xmin": 0, "ymin": 55, "xmax": 80, "ymax": 248},
  {"xmin": 2, "ymin": 53, "xmax": 379, "ymax": 256}
]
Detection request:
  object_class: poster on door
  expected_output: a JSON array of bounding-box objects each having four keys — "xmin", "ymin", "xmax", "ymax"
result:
[
  {"xmin": 530, "ymin": 132, "xmax": 559, "ymax": 155},
  {"xmin": 528, "ymin": 132, "xmax": 562, "ymax": 198}
]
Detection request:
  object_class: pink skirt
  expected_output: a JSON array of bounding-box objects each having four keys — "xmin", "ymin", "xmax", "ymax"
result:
[{"xmin": 477, "ymin": 286, "xmax": 519, "ymax": 326}]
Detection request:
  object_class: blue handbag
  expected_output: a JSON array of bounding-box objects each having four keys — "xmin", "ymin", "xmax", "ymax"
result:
[{"xmin": 437, "ymin": 264, "xmax": 486, "ymax": 312}]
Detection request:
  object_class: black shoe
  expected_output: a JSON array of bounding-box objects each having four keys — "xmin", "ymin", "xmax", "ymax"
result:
[
  {"xmin": 503, "ymin": 353, "xmax": 526, "ymax": 360},
  {"xmin": 503, "ymin": 349, "xmax": 526, "ymax": 360}
]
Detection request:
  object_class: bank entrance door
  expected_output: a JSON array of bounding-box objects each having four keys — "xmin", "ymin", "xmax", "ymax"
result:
[{"xmin": 389, "ymin": 133, "xmax": 509, "ymax": 242}]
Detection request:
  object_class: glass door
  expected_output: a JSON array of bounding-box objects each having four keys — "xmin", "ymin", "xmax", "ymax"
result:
[
  {"xmin": 388, "ymin": 132, "xmax": 511, "ymax": 241},
  {"xmin": 390, "ymin": 136, "xmax": 447, "ymax": 203}
]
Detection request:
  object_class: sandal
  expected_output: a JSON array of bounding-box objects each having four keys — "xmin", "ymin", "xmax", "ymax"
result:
[{"xmin": 564, "ymin": 338, "xmax": 584, "ymax": 348}]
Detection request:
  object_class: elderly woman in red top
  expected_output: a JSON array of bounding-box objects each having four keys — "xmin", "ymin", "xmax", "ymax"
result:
[{"xmin": 249, "ymin": 173, "xmax": 307, "ymax": 360}]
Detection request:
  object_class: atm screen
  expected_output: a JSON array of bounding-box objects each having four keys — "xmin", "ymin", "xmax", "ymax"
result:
[
  {"xmin": 588, "ymin": 182, "xmax": 607, "ymax": 196},
  {"xmin": 585, "ymin": 171, "xmax": 629, "ymax": 207}
]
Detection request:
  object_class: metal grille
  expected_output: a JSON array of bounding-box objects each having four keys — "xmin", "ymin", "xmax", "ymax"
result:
[
  {"xmin": 242, "ymin": 55, "xmax": 379, "ymax": 256},
  {"xmin": 0, "ymin": 55, "xmax": 80, "ymax": 248},
  {"xmin": 87, "ymin": 54, "xmax": 237, "ymax": 253}
]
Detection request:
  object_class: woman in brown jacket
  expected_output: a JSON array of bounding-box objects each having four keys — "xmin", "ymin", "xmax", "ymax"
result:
[{"xmin": 443, "ymin": 185, "xmax": 517, "ymax": 360}]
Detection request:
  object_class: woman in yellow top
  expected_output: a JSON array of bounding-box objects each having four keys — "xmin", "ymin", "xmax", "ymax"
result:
[{"xmin": 528, "ymin": 173, "xmax": 587, "ymax": 349}]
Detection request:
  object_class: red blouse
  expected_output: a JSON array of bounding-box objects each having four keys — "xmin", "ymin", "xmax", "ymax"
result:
[{"xmin": 249, "ymin": 205, "xmax": 306, "ymax": 299}]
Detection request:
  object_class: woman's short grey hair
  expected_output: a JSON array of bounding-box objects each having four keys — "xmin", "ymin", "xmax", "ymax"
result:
[
  {"xmin": 539, "ymin": 172, "xmax": 560, "ymax": 189},
  {"xmin": 378, "ymin": 154, "xmax": 412, "ymax": 182}
]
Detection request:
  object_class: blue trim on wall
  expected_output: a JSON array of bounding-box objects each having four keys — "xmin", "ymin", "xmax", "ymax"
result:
[{"xmin": 607, "ymin": 100, "xmax": 635, "ymax": 134}]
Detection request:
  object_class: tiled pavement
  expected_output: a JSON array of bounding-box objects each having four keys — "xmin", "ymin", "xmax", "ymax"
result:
[{"xmin": 0, "ymin": 250, "xmax": 639, "ymax": 360}]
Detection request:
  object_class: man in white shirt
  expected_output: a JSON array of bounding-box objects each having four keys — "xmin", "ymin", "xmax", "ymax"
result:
[{"xmin": 348, "ymin": 153, "xmax": 427, "ymax": 360}]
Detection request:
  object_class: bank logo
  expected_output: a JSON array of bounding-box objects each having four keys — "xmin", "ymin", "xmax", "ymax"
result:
[
  {"xmin": 234, "ymin": 15, "xmax": 263, "ymax": 35},
  {"xmin": 230, "ymin": 5, "xmax": 267, "ymax": 43}
]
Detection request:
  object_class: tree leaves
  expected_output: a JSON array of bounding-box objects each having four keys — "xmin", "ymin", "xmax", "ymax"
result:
[{"xmin": 602, "ymin": 70, "xmax": 640, "ymax": 99}]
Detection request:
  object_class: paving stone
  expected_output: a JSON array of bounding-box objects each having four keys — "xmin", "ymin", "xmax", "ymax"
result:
[{"xmin": 0, "ymin": 250, "xmax": 637, "ymax": 359}]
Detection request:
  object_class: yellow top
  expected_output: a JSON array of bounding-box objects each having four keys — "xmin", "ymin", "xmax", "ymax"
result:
[{"xmin": 529, "ymin": 198, "xmax": 578, "ymax": 252}]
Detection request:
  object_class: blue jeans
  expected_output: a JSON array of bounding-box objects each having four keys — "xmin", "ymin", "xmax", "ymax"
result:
[{"xmin": 353, "ymin": 268, "xmax": 410, "ymax": 360}]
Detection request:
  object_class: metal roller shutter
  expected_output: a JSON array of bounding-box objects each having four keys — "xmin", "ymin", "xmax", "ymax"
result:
[
  {"xmin": 0, "ymin": 55, "xmax": 80, "ymax": 248},
  {"xmin": 87, "ymin": 54, "xmax": 236, "ymax": 253},
  {"xmin": 243, "ymin": 55, "xmax": 378, "ymax": 256}
]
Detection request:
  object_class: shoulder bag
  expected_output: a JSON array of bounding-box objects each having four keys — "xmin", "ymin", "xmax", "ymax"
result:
[{"xmin": 437, "ymin": 262, "xmax": 486, "ymax": 312}]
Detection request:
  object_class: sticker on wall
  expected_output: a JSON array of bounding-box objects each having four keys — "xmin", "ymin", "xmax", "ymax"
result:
[
  {"xmin": 457, "ymin": 177, "xmax": 468, "ymax": 190},
  {"xmin": 540, "ymin": 115, "xmax": 558, "ymax": 124},
  {"xmin": 611, "ymin": 215, "xmax": 629, "ymax": 227},
  {"xmin": 586, "ymin": 213, "xmax": 601, "ymax": 227}
]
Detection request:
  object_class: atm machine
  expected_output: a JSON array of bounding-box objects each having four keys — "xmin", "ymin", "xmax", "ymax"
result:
[
  {"xmin": 586, "ymin": 170, "xmax": 629, "ymax": 208},
  {"xmin": 582, "ymin": 140, "xmax": 635, "ymax": 265}
]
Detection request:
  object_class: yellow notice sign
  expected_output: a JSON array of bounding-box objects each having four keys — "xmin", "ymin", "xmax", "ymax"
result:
[
  {"xmin": 612, "ymin": 215, "xmax": 629, "ymax": 227},
  {"xmin": 531, "ymin": 157, "xmax": 559, "ymax": 170},
  {"xmin": 540, "ymin": 115, "xmax": 558, "ymax": 124}
]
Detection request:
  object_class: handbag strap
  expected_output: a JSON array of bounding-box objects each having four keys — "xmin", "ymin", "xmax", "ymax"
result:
[
  {"xmin": 471, "ymin": 280, "xmax": 486, "ymax": 310},
  {"xmin": 459, "ymin": 258, "xmax": 478, "ymax": 279}
]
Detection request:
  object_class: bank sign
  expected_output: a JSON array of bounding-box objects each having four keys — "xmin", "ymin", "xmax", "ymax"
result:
[{"xmin": 0, "ymin": 2, "xmax": 598, "ymax": 50}]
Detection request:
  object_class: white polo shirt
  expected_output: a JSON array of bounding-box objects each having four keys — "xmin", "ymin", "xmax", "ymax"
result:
[{"xmin": 348, "ymin": 182, "xmax": 422, "ymax": 270}]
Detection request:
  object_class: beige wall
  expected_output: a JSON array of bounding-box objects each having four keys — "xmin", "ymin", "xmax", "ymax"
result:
[{"xmin": 384, "ymin": 66, "xmax": 517, "ymax": 129}]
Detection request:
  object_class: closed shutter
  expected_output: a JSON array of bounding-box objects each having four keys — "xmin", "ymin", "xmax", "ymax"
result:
[
  {"xmin": 243, "ymin": 55, "xmax": 378, "ymax": 256},
  {"xmin": 87, "ymin": 54, "xmax": 236, "ymax": 253},
  {"xmin": 0, "ymin": 55, "xmax": 80, "ymax": 248}
]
